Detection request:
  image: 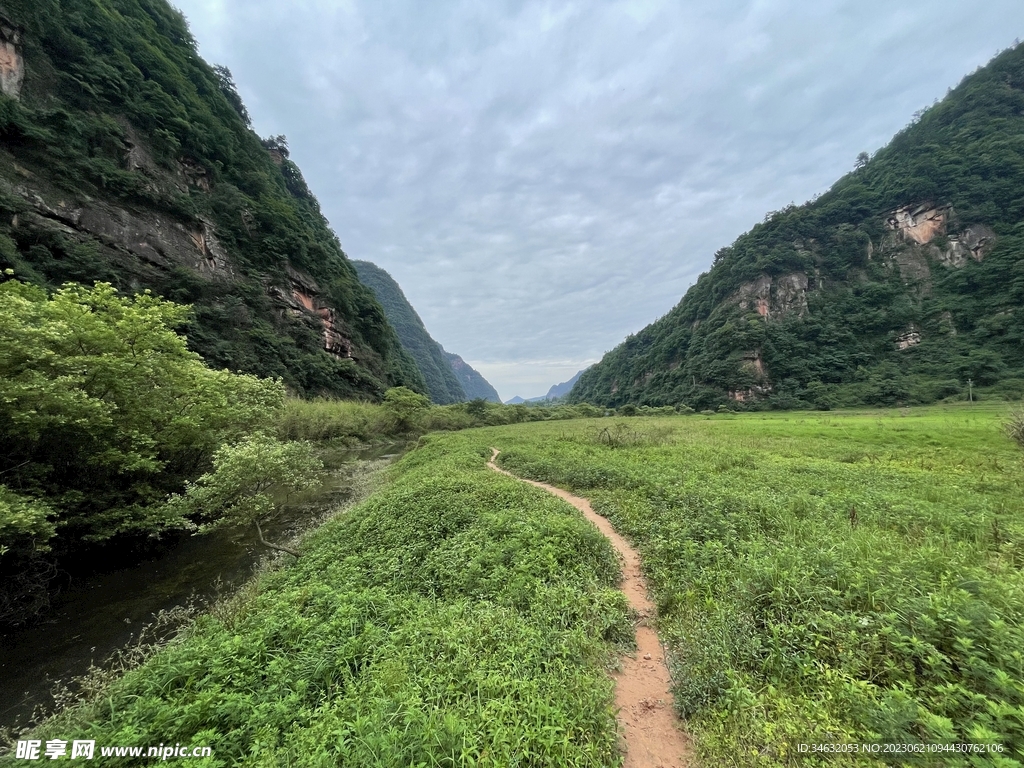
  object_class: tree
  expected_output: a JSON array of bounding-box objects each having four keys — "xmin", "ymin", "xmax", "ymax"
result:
[
  {"xmin": 0, "ymin": 280, "xmax": 285, "ymax": 544},
  {"xmin": 382, "ymin": 387, "xmax": 431, "ymax": 432},
  {"xmin": 0, "ymin": 486, "xmax": 55, "ymax": 560},
  {"xmin": 855, "ymin": 151, "xmax": 870, "ymax": 170},
  {"xmin": 465, "ymin": 398, "xmax": 488, "ymax": 418},
  {"xmin": 166, "ymin": 435, "xmax": 323, "ymax": 558},
  {"xmin": 212, "ymin": 64, "xmax": 251, "ymax": 127},
  {"xmin": 260, "ymin": 134, "xmax": 290, "ymax": 158}
]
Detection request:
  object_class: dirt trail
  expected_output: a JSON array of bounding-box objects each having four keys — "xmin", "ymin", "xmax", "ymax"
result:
[{"xmin": 488, "ymin": 449, "xmax": 692, "ymax": 768}]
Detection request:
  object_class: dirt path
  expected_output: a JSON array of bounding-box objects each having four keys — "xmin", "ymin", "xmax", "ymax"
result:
[{"xmin": 488, "ymin": 449, "xmax": 692, "ymax": 768}]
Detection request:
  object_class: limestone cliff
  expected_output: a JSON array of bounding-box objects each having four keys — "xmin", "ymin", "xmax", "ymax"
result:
[{"xmin": 0, "ymin": 0, "xmax": 424, "ymax": 399}]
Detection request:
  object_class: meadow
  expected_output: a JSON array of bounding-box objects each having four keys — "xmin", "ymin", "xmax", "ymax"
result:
[
  {"xmin": 491, "ymin": 405, "xmax": 1024, "ymax": 766},
  {"xmin": 6, "ymin": 404, "xmax": 1022, "ymax": 766}
]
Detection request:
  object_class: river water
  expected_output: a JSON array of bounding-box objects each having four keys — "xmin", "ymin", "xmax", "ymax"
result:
[{"xmin": 0, "ymin": 443, "xmax": 405, "ymax": 735}]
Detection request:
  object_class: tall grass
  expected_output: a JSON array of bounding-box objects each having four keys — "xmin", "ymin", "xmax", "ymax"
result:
[
  {"xmin": 276, "ymin": 396, "xmax": 614, "ymax": 443},
  {"xmin": 1006, "ymin": 406, "xmax": 1024, "ymax": 450},
  {"xmin": 277, "ymin": 397, "xmax": 394, "ymax": 442}
]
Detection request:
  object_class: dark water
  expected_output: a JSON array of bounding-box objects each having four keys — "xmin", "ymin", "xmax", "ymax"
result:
[{"xmin": 0, "ymin": 443, "xmax": 406, "ymax": 735}]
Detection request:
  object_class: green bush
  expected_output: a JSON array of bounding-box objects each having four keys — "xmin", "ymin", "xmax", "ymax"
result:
[{"xmin": 0, "ymin": 281, "xmax": 284, "ymax": 546}]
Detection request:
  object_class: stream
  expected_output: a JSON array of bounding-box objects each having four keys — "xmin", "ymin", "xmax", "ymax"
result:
[{"xmin": 0, "ymin": 442, "xmax": 406, "ymax": 735}]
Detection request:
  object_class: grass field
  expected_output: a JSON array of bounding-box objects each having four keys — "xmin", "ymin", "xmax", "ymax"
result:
[
  {"xmin": 490, "ymin": 404, "xmax": 1024, "ymax": 766},
  {"xmin": 6, "ymin": 439, "xmax": 633, "ymax": 767},
  {"xmin": 7, "ymin": 404, "xmax": 1022, "ymax": 766}
]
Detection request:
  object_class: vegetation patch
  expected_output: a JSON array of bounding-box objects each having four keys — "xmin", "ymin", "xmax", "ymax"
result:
[
  {"xmin": 491, "ymin": 407, "xmax": 1024, "ymax": 766},
  {"xmin": 8, "ymin": 437, "xmax": 633, "ymax": 766}
]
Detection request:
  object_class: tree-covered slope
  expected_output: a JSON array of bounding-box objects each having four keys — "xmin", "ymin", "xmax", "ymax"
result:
[
  {"xmin": 546, "ymin": 369, "xmax": 586, "ymax": 400},
  {"xmin": 354, "ymin": 260, "xmax": 499, "ymax": 404},
  {"xmin": 0, "ymin": 0, "xmax": 424, "ymax": 399},
  {"xmin": 443, "ymin": 350, "xmax": 501, "ymax": 403},
  {"xmin": 571, "ymin": 43, "xmax": 1024, "ymax": 410}
]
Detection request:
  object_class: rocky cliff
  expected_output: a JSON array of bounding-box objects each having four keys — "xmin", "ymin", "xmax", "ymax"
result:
[
  {"xmin": 0, "ymin": 0, "xmax": 423, "ymax": 399},
  {"xmin": 570, "ymin": 43, "xmax": 1024, "ymax": 409}
]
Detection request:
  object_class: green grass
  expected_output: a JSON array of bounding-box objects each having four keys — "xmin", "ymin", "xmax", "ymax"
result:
[
  {"xmin": 488, "ymin": 404, "xmax": 1024, "ymax": 766},
  {"xmin": 11, "ymin": 404, "xmax": 1023, "ymax": 766},
  {"xmin": 5, "ymin": 439, "xmax": 632, "ymax": 767}
]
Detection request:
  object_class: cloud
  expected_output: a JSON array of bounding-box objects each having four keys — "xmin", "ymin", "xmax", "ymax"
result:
[{"xmin": 174, "ymin": 0, "xmax": 1024, "ymax": 400}]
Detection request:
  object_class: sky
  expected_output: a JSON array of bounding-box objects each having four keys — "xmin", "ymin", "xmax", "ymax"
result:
[{"xmin": 172, "ymin": 0, "xmax": 1024, "ymax": 401}]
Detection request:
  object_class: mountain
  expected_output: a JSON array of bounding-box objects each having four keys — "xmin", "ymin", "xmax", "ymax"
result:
[
  {"xmin": 352, "ymin": 260, "xmax": 465, "ymax": 404},
  {"xmin": 545, "ymin": 369, "xmax": 586, "ymax": 400},
  {"xmin": 352, "ymin": 260, "xmax": 501, "ymax": 404},
  {"xmin": 504, "ymin": 370, "xmax": 589, "ymax": 405},
  {"xmin": 443, "ymin": 350, "xmax": 501, "ymax": 402},
  {"xmin": 571, "ymin": 44, "xmax": 1024, "ymax": 410},
  {"xmin": 0, "ymin": 0, "xmax": 424, "ymax": 400}
]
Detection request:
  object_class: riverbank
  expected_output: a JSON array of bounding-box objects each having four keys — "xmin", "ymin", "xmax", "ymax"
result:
[
  {"xmin": 2, "ymin": 435, "xmax": 633, "ymax": 766},
  {"xmin": 0, "ymin": 444, "xmax": 403, "ymax": 738}
]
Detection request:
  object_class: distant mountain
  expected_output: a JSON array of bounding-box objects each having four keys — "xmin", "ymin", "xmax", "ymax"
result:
[
  {"xmin": 352, "ymin": 261, "xmax": 468, "ymax": 404},
  {"xmin": 571, "ymin": 44, "xmax": 1024, "ymax": 410},
  {"xmin": 504, "ymin": 370, "xmax": 588, "ymax": 404},
  {"xmin": 352, "ymin": 261, "xmax": 500, "ymax": 404},
  {"xmin": 443, "ymin": 351, "xmax": 501, "ymax": 402},
  {"xmin": 545, "ymin": 370, "xmax": 586, "ymax": 400}
]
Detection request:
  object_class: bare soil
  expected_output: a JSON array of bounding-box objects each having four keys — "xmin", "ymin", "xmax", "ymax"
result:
[{"xmin": 488, "ymin": 449, "xmax": 693, "ymax": 767}]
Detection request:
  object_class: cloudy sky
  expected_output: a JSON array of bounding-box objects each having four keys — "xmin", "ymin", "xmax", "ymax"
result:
[{"xmin": 173, "ymin": 0, "xmax": 1024, "ymax": 401}]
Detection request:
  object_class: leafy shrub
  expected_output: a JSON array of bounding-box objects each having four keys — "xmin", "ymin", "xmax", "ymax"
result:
[{"xmin": 0, "ymin": 281, "xmax": 284, "ymax": 544}]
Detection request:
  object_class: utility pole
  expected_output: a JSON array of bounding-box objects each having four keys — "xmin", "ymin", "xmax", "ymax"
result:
[{"xmin": 968, "ymin": 378, "xmax": 973, "ymax": 404}]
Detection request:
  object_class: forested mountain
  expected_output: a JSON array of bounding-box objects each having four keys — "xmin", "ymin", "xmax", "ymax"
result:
[
  {"xmin": 353, "ymin": 260, "xmax": 500, "ymax": 404},
  {"xmin": 546, "ymin": 369, "xmax": 586, "ymax": 400},
  {"xmin": 571, "ymin": 43, "xmax": 1024, "ymax": 410},
  {"xmin": 443, "ymin": 350, "xmax": 501, "ymax": 402},
  {"xmin": 0, "ymin": 0, "xmax": 424, "ymax": 399}
]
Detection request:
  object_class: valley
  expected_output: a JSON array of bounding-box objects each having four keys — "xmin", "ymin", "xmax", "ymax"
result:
[{"xmin": 1, "ymin": 0, "xmax": 1024, "ymax": 765}]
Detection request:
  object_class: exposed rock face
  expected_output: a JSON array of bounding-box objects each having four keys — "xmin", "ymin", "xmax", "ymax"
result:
[
  {"xmin": 178, "ymin": 158, "xmax": 211, "ymax": 193},
  {"xmin": 2, "ymin": 178, "xmax": 236, "ymax": 276},
  {"xmin": 879, "ymin": 203, "xmax": 997, "ymax": 289},
  {"xmin": 729, "ymin": 350, "xmax": 770, "ymax": 401},
  {"xmin": 895, "ymin": 326, "xmax": 922, "ymax": 350},
  {"xmin": 734, "ymin": 272, "xmax": 809, "ymax": 319},
  {"xmin": 887, "ymin": 204, "xmax": 947, "ymax": 245},
  {"xmin": 0, "ymin": 17, "xmax": 24, "ymax": 99},
  {"xmin": 892, "ymin": 248, "xmax": 932, "ymax": 284},
  {"xmin": 268, "ymin": 267, "xmax": 354, "ymax": 360},
  {"xmin": 4, "ymin": 167, "xmax": 353, "ymax": 363},
  {"xmin": 932, "ymin": 224, "xmax": 996, "ymax": 267}
]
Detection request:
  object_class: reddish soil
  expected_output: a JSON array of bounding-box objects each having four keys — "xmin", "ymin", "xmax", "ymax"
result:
[{"xmin": 488, "ymin": 449, "xmax": 693, "ymax": 767}]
